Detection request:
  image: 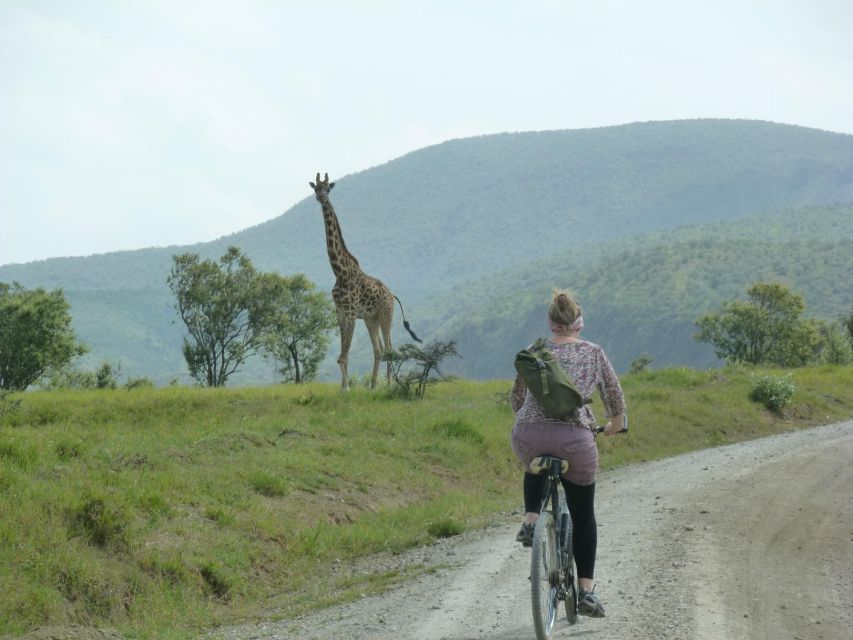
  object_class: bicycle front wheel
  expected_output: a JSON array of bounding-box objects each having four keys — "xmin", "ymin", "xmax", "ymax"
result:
[{"xmin": 530, "ymin": 511, "xmax": 559, "ymax": 640}]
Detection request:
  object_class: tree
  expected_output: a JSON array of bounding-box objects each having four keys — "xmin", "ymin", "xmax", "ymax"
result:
[
  {"xmin": 262, "ymin": 274, "xmax": 336, "ymax": 383},
  {"xmin": 0, "ymin": 282, "xmax": 88, "ymax": 390},
  {"xmin": 628, "ymin": 354, "xmax": 654, "ymax": 374},
  {"xmin": 695, "ymin": 282, "xmax": 820, "ymax": 367},
  {"xmin": 383, "ymin": 340, "xmax": 460, "ymax": 398},
  {"xmin": 41, "ymin": 362, "xmax": 119, "ymax": 390},
  {"xmin": 844, "ymin": 307, "xmax": 853, "ymax": 345},
  {"xmin": 816, "ymin": 321, "xmax": 853, "ymax": 365},
  {"xmin": 167, "ymin": 247, "xmax": 284, "ymax": 387}
]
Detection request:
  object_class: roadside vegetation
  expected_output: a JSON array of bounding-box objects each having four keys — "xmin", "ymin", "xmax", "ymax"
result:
[{"xmin": 2, "ymin": 365, "xmax": 853, "ymax": 639}]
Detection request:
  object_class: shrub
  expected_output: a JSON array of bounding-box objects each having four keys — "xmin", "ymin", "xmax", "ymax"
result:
[
  {"xmin": 95, "ymin": 362, "xmax": 119, "ymax": 389},
  {"xmin": 817, "ymin": 323, "xmax": 853, "ymax": 365},
  {"xmin": 749, "ymin": 374, "xmax": 795, "ymax": 412},
  {"xmin": 125, "ymin": 376, "xmax": 155, "ymax": 390},
  {"xmin": 40, "ymin": 362, "xmax": 120, "ymax": 390},
  {"xmin": 629, "ymin": 354, "xmax": 654, "ymax": 374},
  {"xmin": 383, "ymin": 340, "xmax": 460, "ymax": 399}
]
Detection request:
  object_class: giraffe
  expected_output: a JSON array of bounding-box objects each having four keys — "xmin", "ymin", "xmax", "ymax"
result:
[{"xmin": 309, "ymin": 172, "xmax": 421, "ymax": 390}]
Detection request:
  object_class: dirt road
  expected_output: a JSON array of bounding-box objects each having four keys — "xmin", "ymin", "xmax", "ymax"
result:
[{"xmin": 214, "ymin": 420, "xmax": 852, "ymax": 640}]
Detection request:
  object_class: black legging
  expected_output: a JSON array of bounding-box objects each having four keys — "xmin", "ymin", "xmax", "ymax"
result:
[{"xmin": 523, "ymin": 472, "xmax": 597, "ymax": 580}]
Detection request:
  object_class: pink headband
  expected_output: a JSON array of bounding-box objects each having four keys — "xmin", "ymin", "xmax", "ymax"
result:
[{"xmin": 549, "ymin": 314, "xmax": 584, "ymax": 334}]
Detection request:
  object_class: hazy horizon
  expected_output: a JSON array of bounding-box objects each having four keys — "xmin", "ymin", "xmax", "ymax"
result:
[{"xmin": 3, "ymin": 0, "xmax": 852, "ymax": 266}]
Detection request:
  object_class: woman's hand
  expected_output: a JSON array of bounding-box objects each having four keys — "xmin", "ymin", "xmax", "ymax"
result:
[{"xmin": 603, "ymin": 413, "xmax": 625, "ymax": 435}]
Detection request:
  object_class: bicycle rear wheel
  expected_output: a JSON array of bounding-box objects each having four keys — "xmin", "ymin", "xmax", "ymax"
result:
[
  {"xmin": 559, "ymin": 509, "xmax": 578, "ymax": 625},
  {"xmin": 563, "ymin": 558, "xmax": 578, "ymax": 624},
  {"xmin": 530, "ymin": 511, "xmax": 559, "ymax": 640}
]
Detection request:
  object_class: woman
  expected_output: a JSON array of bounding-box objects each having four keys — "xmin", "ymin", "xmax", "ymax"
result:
[{"xmin": 510, "ymin": 290, "xmax": 626, "ymax": 618}]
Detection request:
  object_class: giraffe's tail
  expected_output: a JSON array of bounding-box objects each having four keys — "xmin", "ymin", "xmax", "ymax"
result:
[{"xmin": 394, "ymin": 296, "xmax": 423, "ymax": 343}]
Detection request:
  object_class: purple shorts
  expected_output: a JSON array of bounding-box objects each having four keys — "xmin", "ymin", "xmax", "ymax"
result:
[{"xmin": 511, "ymin": 420, "xmax": 599, "ymax": 486}]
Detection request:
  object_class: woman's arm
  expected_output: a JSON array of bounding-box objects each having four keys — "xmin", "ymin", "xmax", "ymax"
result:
[{"xmin": 596, "ymin": 346, "xmax": 627, "ymax": 425}]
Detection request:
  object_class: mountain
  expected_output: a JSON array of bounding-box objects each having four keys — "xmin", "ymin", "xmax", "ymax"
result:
[{"xmin": 2, "ymin": 119, "xmax": 852, "ymax": 383}]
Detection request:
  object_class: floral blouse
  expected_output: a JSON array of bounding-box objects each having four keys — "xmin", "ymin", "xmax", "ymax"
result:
[{"xmin": 511, "ymin": 339, "xmax": 626, "ymax": 430}]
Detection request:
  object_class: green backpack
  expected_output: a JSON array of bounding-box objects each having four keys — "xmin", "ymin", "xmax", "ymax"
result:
[{"xmin": 514, "ymin": 338, "xmax": 585, "ymax": 421}]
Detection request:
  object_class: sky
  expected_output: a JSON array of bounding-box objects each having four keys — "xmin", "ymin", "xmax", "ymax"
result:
[{"xmin": 2, "ymin": 0, "xmax": 852, "ymax": 266}]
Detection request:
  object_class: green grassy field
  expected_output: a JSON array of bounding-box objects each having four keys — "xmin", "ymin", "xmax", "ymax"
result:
[{"xmin": 2, "ymin": 365, "xmax": 853, "ymax": 638}]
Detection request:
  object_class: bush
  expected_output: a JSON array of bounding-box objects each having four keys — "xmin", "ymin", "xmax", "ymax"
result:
[
  {"xmin": 629, "ymin": 354, "xmax": 654, "ymax": 374},
  {"xmin": 383, "ymin": 340, "xmax": 460, "ymax": 399},
  {"xmin": 749, "ymin": 374, "xmax": 795, "ymax": 412},
  {"xmin": 95, "ymin": 362, "xmax": 119, "ymax": 389},
  {"xmin": 818, "ymin": 323, "xmax": 853, "ymax": 365},
  {"xmin": 125, "ymin": 376, "xmax": 155, "ymax": 390},
  {"xmin": 40, "ymin": 362, "xmax": 120, "ymax": 390}
]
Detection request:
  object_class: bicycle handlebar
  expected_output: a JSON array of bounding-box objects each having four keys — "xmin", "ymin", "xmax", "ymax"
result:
[
  {"xmin": 595, "ymin": 425, "xmax": 628, "ymax": 434},
  {"xmin": 595, "ymin": 413, "xmax": 629, "ymax": 434}
]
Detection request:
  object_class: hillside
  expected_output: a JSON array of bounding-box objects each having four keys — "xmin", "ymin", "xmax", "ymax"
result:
[
  {"xmin": 4, "ymin": 119, "xmax": 853, "ymax": 294},
  {"xmin": 2, "ymin": 119, "xmax": 852, "ymax": 383},
  {"xmin": 416, "ymin": 202, "xmax": 853, "ymax": 377}
]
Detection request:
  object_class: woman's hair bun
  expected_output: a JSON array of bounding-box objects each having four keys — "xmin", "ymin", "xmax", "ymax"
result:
[{"xmin": 548, "ymin": 289, "xmax": 581, "ymax": 325}]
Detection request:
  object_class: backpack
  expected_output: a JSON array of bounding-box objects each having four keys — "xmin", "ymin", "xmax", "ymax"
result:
[{"xmin": 514, "ymin": 338, "xmax": 586, "ymax": 421}]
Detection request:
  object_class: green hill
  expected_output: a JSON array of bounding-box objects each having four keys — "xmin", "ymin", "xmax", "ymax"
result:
[
  {"xmin": 2, "ymin": 119, "xmax": 852, "ymax": 383},
  {"xmin": 418, "ymin": 202, "xmax": 853, "ymax": 378}
]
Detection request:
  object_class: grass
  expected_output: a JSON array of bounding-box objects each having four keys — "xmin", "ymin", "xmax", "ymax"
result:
[{"xmin": 1, "ymin": 364, "xmax": 853, "ymax": 638}]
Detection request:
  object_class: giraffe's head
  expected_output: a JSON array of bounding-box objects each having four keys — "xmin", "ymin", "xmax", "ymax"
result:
[{"xmin": 309, "ymin": 172, "xmax": 335, "ymax": 202}]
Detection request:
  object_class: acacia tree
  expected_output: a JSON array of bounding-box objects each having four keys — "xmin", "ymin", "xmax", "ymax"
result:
[
  {"xmin": 167, "ymin": 247, "xmax": 283, "ymax": 387},
  {"xmin": 0, "ymin": 282, "xmax": 88, "ymax": 390},
  {"xmin": 695, "ymin": 282, "xmax": 820, "ymax": 367},
  {"xmin": 382, "ymin": 340, "xmax": 459, "ymax": 398},
  {"xmin": 262, "ymin": 274, "xmax": 336, "ymax": 383}
]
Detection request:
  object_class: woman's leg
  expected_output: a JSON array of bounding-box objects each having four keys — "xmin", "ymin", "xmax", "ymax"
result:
[
  {"xmin": 523, "ymin": 472, "xmax": 548, "ymax": 523},
  {"xmin": 562, "ymin": 478, "xmax": 596, "ymax": 589}
]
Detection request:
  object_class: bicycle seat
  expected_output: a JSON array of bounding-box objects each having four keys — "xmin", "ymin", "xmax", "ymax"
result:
[{"xmin": 529, "ymin": 456, "xmax": 569, "ymax": 475}]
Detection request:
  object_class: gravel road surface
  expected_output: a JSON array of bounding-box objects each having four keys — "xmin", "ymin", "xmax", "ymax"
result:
[{"xmin": 212, "ymin": 420, "xmax": 852, "ymax": 640}]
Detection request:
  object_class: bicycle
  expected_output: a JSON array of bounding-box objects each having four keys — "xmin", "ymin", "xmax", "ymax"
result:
[{"xmin": 528, "ymin": 420, "xmax": 628, "ymax": 640}]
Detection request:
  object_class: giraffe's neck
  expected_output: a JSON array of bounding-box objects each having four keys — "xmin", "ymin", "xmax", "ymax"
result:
[{"xmin": 320, "ymin": 197, "xmax": 360, "ymax": 280}]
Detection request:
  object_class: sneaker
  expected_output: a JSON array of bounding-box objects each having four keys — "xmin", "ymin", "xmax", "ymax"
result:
[
  {"xmin": 515, "ymin": 522, "xmax": 535, "ymax": 547},
  {"xmin": 578, "ymin": 588, "xmax": 606, "ymax": 618}
]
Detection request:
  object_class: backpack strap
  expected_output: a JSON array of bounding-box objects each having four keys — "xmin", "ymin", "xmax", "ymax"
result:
[{"xmin": 535, "ymin": 356, "xmax": 549, "ymax": 395}]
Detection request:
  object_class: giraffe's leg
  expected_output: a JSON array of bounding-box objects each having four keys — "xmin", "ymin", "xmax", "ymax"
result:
[
  {"xmin": 337, "ymin": 312, "xmax": 356, "ymax": 391},
  {"xmin": 381, "ymin": 318, "xmax": 393, "ymax": 387},
  {"xmin": 365, "ymin": 317, "xmax": 383, "ymax": 390}
]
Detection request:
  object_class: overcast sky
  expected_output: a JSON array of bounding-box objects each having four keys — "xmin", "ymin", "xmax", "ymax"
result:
[{"xmin": 2, "ymin": 0, "xmax": 852, "ymax": 266}]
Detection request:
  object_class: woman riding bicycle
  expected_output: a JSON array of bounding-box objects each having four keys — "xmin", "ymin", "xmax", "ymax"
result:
[{"xmin": 510, "ymin": 290, "xmax": 626, "ymax": 618}]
